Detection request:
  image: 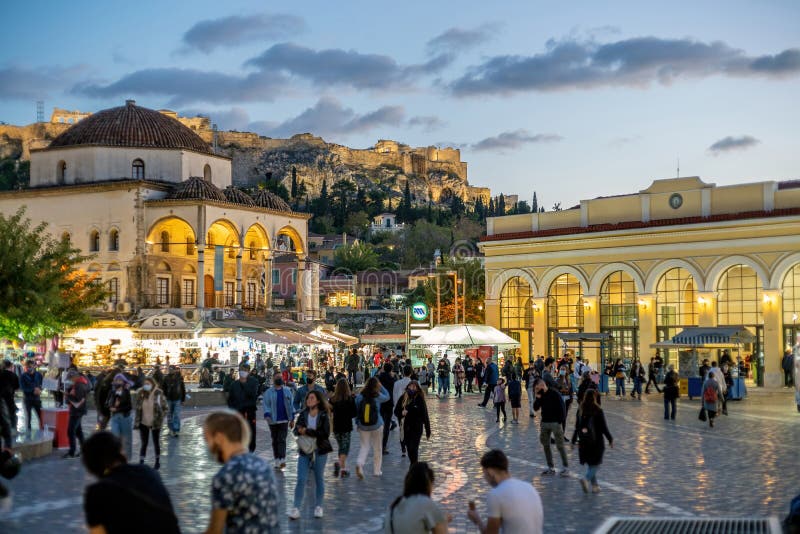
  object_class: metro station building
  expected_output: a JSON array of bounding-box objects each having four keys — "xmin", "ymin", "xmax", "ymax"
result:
[{"xmin": 480, "ymin": 177, "xmax": 800, "ymax": 388}]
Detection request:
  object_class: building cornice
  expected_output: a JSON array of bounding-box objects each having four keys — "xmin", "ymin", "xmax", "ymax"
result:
[
  {"xmin": 144, "ymin": 198, "xmax": 313, "ymax": 220},
  {"xmin": 0, "ymin": 179, "xmax": 171, "ymax": 199}
]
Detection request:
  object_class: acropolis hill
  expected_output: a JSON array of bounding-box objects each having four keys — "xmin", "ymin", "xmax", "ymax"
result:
[{"xmin": 0, "ymin": 107, "xmax": 491, "ymax": 205}]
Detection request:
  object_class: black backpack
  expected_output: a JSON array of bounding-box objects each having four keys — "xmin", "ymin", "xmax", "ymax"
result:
[{"xmin": 358, "ymin": 396, "xmax": 379, "ymax": 426}]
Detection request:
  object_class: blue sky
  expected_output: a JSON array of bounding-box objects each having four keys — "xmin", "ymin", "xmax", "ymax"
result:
[{"xmin": 1, "ymin": 0, "xmax": 798, "ymax": 208}]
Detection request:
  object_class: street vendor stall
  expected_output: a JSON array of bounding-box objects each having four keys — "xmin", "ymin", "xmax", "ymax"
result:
[{"xmin": 409, "ymin": 324, "xmax": 520, "ymax": 366}]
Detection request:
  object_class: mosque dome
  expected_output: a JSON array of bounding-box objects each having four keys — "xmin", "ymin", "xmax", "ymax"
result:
[
  {"xmin": 252, "ymin": 189, "xmax": 292, "ymax": 212},
  {"xmin": 168, "ymin": 176, "xmax": 227, "ymax": 202}
]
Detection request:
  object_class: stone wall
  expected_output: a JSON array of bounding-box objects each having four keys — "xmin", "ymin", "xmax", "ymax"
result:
[{"xmin": 322, "ymin": 308, "xmax": 405, "ymax": 337}]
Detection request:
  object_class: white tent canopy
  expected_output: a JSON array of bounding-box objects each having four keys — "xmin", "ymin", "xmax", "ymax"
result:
[{"xmin": 409, "ymin": 324, "xmax": 521, "ymax": 349}]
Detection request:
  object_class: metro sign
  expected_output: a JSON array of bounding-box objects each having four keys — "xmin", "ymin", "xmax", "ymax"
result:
[{"xmin": 411, "ymin": 302, "xmax": 429, "ymax": 321}]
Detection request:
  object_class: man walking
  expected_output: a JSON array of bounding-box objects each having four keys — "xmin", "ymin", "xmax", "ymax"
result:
[
  {"xmin": 479, "ymin": 357, "xmax": 499, "ymax": 408},
  {"xmin": 292, "ymin": 369, "xmax": 322, "ymax": 413},
  {"xmin": 20, "ymin": 360, "xmax": 43, "ymax": 432},
  {"xmin": 392, "ymin": 365, "xmax": 412, "ymax": 455},
  {"xmin": 645, "ymin": 357, "xmax": 662, "ymax": 394},
  {"xmin": 64, "ymin": 369, "xmax": 89, "ymax": 458},
  {"xmin": 377, "ymin": 362, "xmax": 396, "ymax": 454},
  {"xmin": 162, "ymin": 365, "xmax": 186, "ymax": 437},
  {"xmin": 467, "ymin": 449, "xmax": 543, "ymax": 534},
  {"xmin": 226, "ymin": 364, "xmax": 260, "ymax": 452},
  {"xmin": 262, "ymin": 375, "xmax": 294, "ymax": 469},
  {"xmin": 345, "ymin": 349, "xmax": 360, "ymax": 388},
  {"xmin": 533, "ymin": 378, "xmax": 568, "ymax": 476},
  {"xmin": 204, "ymin": 411, "xmax": 279, "ymax": 533}
]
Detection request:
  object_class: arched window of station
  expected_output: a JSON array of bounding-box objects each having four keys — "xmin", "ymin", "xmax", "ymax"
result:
[
  {"xmin": 717, "ymin": 265, "xmax": 764, "ymax": 362},
  {"xmin": 600, "ymin": 271, "xmax": 639, "ymax": 363},
  {"xmin": 57, "ymin": 160, "xmax": 66, "ymax": 184},
  {"xmin": 109, "ymin": 229, "xmax": 120, "ymax": 251},
  {"xmin": 89, "ymin": 230, "xmax": 100, "ymax": 252},
  {"xmin": 131, "ymin": 159, "xmax": 145, "ymax": 179},
  {"xmin": 655, "ymin": 268, "xmax": 698, "ymax": 368},
  {"xmin": 781, "ymin": 264, "xmax": 800, "ymax": 351},
  {"xmin": 547, "ymin": 274, "xmax": 584, "ymax": 357},
  {"xmin": 500, "ymin": 276, "xmax": 534, "ymax": 362}
]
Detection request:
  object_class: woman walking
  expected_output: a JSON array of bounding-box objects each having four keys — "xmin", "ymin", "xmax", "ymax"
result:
[
  {"xmin": 330, "ymin": 378, "xmax": 357, "ymax": 478},
  {"xmin": 393, "ymin": 380, "xmax": 430, "ymax": 465},
  {"xmin": 524, "ymin": 362, "xmax": 537, "ymax": 418},
  {"xmin": 575, "ymin": 389, "xmax": 613, "ymax": 494},
  {"xmin": 663, "ymin": 364, "xmax": 679, "ymax": 420},
  {"xmin": 355, "ymin": 377, "xmax": 390, "ymax": 479},
  {"xmin": 613, "ymin": 359, "xmax": 627, "ymax": 399},
  {"xmin": 702, "ymin": 371, "xmax": 724, "ymax": 428},
  {"xmin": 133, "ymin": 377, "xmax": 167, "ymax": 469},
  {"xmin": 289, "ymin": 389, "xmax": 333, "ymax": 520},
  {"xmin": 107, "ymin": 373, "xmax": 134, "ymax": 461},
  {"xmin": 507, "ymin": 373, "xmax": 522, "ymax": 424},
  {"xmin": 384, "ymin": 462, "xmax": 449, "ymax": 534},
  {"xmin": 452, "ymin": 358, "xmax": 465, "ymax": 398},
  {"xmin": 629, "ymin": 359, "xmax": 645, "ymax": 400},
  {"xmin": 493, "ymin": 377, "xmax": 507, "ymax": 423},
  {"xmin": 556, "ymin": 365, "xmax": 573, "ymax": 435}
]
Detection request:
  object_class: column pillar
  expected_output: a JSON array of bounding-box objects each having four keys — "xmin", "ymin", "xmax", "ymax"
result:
[
  {"xmin": 485, "ymin": 298, "xmax": 500, "ymax": 329},
  {"xmin": 762, "ymin": 289, "xmax": 784, "ymax": 388},
  {"xmin": 637, "ymin": 294, "xmax": 657, "ymax": 361},
  {"xmin": 582, "ymin": 296, "xmax": 600, "ymax": 368},
  {"xmin": 196, "ymin": 207, "xmax": 206, "ymax": 310},
  {"xmin": 235, "ymin": 246, "xmax": 243, "ymax": 309},
  {"xmin": 264, "ymin": 256, "xmax": 272, "ymax": 310},
  {"xmin": 310, "ymin": 262, "xmax": 320, "ymax": 320},
  {"xmin": 532, "ymin": 297, "xmax": 547, "ymax": 359},
  {"xmin": 295, "ymin": 259, "xmax": 306, "ymax": 320}
]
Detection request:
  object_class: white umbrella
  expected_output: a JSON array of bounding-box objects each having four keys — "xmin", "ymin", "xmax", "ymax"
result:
[{"xmin": 409, "ymin": 324, "xmax": 520, "ymax": 349}]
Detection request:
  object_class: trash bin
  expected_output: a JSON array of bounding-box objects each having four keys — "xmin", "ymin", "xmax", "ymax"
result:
[
  {"xmin": 687, "ymin": 377, "xmax": 703, "ymax": 399},
  {"xmin": 598, "ymin": 374, "xmax": 610, "ymax": 394},
  {"xmin": 41, "ymin": 407, "xmax": 70, "ymax": 449},
  {"xmin": 727, "ymin": 377, "xmax": 747, "ymax": 400}
]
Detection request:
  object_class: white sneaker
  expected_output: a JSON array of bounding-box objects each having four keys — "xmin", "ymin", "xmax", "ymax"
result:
[
  {"xmin": 288, "ymin": 507, "xmax": 300, "ymax": 520},
  {"xmin": 314, "ymin": 506, "xmax": 324, "ymax": 518}
]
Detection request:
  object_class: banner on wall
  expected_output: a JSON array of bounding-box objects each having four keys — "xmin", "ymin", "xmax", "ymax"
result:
[{"xmin": 214, "ymin": 245, "xmax": 224, "ymax": 291}]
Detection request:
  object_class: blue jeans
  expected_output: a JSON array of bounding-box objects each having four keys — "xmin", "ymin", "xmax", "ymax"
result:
[
  {"xmin": 664, "ymin": 397, "xmax": 676, "ymax": 419},
  {"xmin": 438, "ymin": 376, "xmax": 449, "ymax": 395},
  {"xmin": 615, "ymin": 377, "xmax": 626, "ymax": 396},
  {"xmin": 110, "ymin": 412, "xmax": 133, "ymax": 460},
  {"xmin": 632, "ymin": 377, "xmax": 643, "ymax": 396},
  {"xmin": 294, "ymin": 452, "xmax": 328, "ymax": 508},
  {"xmin": 584, "ymin": 464, "xmax": 599, "ymax": 485},
  {"xmin": 167, "ymin": 400, "xmax": 182, "ymax": 432}
]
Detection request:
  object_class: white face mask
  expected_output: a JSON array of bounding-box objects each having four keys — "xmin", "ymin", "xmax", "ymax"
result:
[
  {"xmin": 239, "ymin": 371, "xmax": 248, "ymax": 379},
  {"xmin": 142, "ymin": 384, "xmax": 153, "ymax": 392}
]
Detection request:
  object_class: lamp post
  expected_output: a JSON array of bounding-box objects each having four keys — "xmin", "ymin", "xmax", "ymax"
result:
[
  {"xmin": 447, "ymin": 271, "xmax": 458, "ymax": 324},
  {"xmin": 427, "ymin": 273, "xmax": 440, "ymax": 325}
]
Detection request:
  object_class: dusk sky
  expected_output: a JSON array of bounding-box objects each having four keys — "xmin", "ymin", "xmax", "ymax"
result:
[{"xmin": 1, "ymin": 0, "xmax": 798, "ymax": 208}]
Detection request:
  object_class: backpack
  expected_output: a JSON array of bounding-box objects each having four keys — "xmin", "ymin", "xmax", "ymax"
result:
[
  {"xmin": 703, "ymin": 383, "xmax": 718, "ymax": 403},
  {"xmin": 358, "ymin": 396, "xmax": 378, "ymax": 426}
]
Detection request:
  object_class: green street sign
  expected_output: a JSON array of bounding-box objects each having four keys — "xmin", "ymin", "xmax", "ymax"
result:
[{"xmin": 411, "ymin": 302, "xmax": 429, "ymax": 321}]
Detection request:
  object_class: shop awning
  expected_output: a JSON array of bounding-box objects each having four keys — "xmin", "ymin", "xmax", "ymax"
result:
[
  {"xmin": 672, "ymin": 327, "xmax": 754, "ymax": 345},
  {"xmin": 317, "ymin": 329, "xmax": 359, "ymax": 346},
  {"xmin": 240, "ymin": 331, "xmax": 292, "ymax": 345},
  {"xmin": 409, "ymin": 324, "xmax": 520, "ymax": 349},
  {"xmin": 360, "ymin": 333, "xmax": 406, "ymax": 345},
  {"xmin": 557, "ymin": 332, "xmax": 612, "ymax": 343}
]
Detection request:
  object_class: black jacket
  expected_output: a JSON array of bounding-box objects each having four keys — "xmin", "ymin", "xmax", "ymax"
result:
[
  {"xmin": 663, "ymin": 370, "xmax": 680, "ymax": 400},
  {"xmin": 533, "ymin": 387, "xmax": 565, "ymax": 424},
  {"xmin": 394, "ymin": 392, "xmax": 430, "ymax": 439},
  {"xmin": 294, "ymin": 408, "xmax": 332, "ymax": 454},
  {"xmin": 378, "ymin": 371, "xmax": 396, "ymax": 406},
  {"xmin": 162, "ymin": 373, "xmax": 186, "ymax": 402},
  {"xmin": 331, "ymin": 395, "xmax": 357, "ymax": 434},
  {"xmin": 576, "ymin": 410, "xmax": 613, "ymax": 466},
  {"xmin": 106, "ymin": 388, "xmax": 132, "ymax": 417},
  {"xmin": 226, "ymin": 377, "xmax": 259, "ymax": 411}
]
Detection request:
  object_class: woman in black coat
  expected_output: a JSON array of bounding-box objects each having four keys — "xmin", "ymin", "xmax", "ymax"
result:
[
  {"xmin": 393, "ymin": 380, "xmax": 430, "ymax": 465},
  {"xmin": 575, "ymin": 389, "xmax": 613, "ymax": 494}
]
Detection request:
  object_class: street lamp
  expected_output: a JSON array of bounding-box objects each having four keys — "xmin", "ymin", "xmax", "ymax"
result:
[{"xmin": 427, "ymin": 273, "xmax": 440, "ymax": 325}]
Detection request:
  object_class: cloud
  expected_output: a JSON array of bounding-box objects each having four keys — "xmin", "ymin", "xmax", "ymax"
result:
[
  {"xmin": 450, "ymin": 36, "xmax": 800, "ymax": 96},
  {"xmin": 408, "ymin": 115, "xmax": 446, "ymax": 132},
  {"xmin": 73, "ymin": 68, "xmax": 288, "ymax": 106},
  {"xmin": 471, "ymin": 130, "xmax": 563, "ymax": 152},
  {"xmin": 708, "ymin": 135, "xmax": 760, "ymax": 154},
  {"xmin": 0, "ymin": 64, "xmax": 87, "ymax": 100},
  {"xmin": 609, "ymin": 135, "xmax": 642, "ymax": 147},
  {"xmin": 426, "ymin": 23, "xmax": 500, "ymax": 55},
  {"xmin": 252, "ymin": 97, "xmax": 404, "ymax": 138},
  {"xmin": 180, "ymin": 13, "xmax": 306, "ymax": 54},
  {"xmin": 246, "ymin": 43, "xmax": 450, "ymax": 90}
]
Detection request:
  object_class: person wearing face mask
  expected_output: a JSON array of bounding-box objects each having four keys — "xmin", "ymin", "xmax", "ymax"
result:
[
  {"xmin": 288, "ymin": 389, "xmax": 333, "ymax": 520},
  {"xmin": 106, "ymin": 373, "xmax": 134, "ymax": 461},
  {"xmin": 204, "ymin": 411, "xmax": 279, "ymax": 533},
  {"xmin": 20, "ymin": 360, "xmax": 43, "ymax": 432},
  {"xmin": 162, "ymin": 365, "xmax": 186, "ymax": 437},
  {"xmin": 226, "ymin": 364, "xmax": 259, "ymax": 453},
  {"xmin": 292, "ymin": 369, "xmax": 322, "ymax": 414},
  {"xmin": 393, "ymin": 380, "xmax": 430, "ymax": 465},
  {"xmin": 134, "ymin": 377, "xmax": 168, "ymax": 469},
  {"xmin": 64, "ymin": 370, "xmax": 89, "ymax": 459},
  {"xmin": 555, "ymin": 365, "xmax": 574, "ymax": 437},
  {"xmin": 467, "ymin": 449, "xmax": 543, "ymax": 534}
]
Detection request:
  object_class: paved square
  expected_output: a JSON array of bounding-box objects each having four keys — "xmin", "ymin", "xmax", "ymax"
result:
[{"xmin": 1, "ymin": 388, "xmax": 798, "ymax": 532}]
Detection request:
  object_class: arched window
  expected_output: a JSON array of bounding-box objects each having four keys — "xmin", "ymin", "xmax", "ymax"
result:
[
  {"xmin": 109, "ymin": 229, "xmax": 119, "ymax": 251},
  {"xmin": 89, "ymin": 230, "xmax": 100, "ymax": 252},
  {"xmin": 132, "ymin": 159, "xmax": 145, "ymax": 179},
  {"xmin": 547, "ymin": 274, "xmax": 584, "ymax": 357},
  {"xmin": 61, "ymin": 232, "xmax": 71, "ymax": 244},
  {"xmin": 249, "ymin": 240, "xmax": 257, "ymax": 260},
  {"xmin": 782, "ymin": 264, "xmax": 800, "ymax": 350},
  {"xmin": 656, "ymin": 267, "xmax": 698, "ymax": 368},
  {"xmin": 717, "ymin": 265, "xmax": 763, "ymax": 326},
  {"xmin": 57, "ymin": 161, "xmax": 66, "ymax": 184},
  {"xmin": 161, "ymin": 231, "xmax": 170, "ymax": 253},
  {"xmin": 600, "ymin": 271, "xmax": 639, "ymax": 361},
  {"xmin": 203, "ymin": 164, "xmax": 212, "ymax": 181},
  {"xmin": 500, "ymin": 276, "xmax": 534, "ymax": 361}
]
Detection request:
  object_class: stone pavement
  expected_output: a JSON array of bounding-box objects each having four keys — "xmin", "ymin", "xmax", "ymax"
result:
[{"xmin": 1, "ymin": 387, "xmax": 798, "ymax": 533}]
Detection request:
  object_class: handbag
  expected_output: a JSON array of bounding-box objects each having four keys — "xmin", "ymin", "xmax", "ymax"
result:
[
  {"xmin": 296, "ymin": 434, "xmax": 316, "ymax": 455},
  {"xmin": 698, "ymin": 406, "xmax": 707, "ymax": 422}
]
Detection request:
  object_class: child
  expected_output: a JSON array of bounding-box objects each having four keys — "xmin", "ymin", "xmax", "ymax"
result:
[
  {"xmin": 493, "ymin": 378, "xmax": 507, "ymax": 423},
  {"xmin": 507, "ymin": 373, "xmax": 522, "ymax": 424}
]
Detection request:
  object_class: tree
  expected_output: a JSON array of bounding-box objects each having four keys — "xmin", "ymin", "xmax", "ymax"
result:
[
  {"xmin": 333, "ymin": 241, "xmax": 379, "ymax": 273},
  {"xmin": 344, "ymin": 210, "xmax": 370, "ymax": 239},
  {"xmin": 416, "ymin": 257, "xmax": 485, "ymax": 324},
  {"xmin": 331, "ymin": 179, "xmax": 356, "ymax": 227},
  {"xmin": 498, "ymin": 194, "xmax": 506, "ymax": 215},
  {"xmin": 532, "ymin": 191, "xmax": 538, "ymax": 213},
  {"xmin": 399, "ymin": 180, "xmax": 412, "ymax": 222},
  {"xmin": 290, "ymin": 167, "xmax": 298, "ymax": 199},
  {"xmin": 0, "ymin": 208, "xmax": 107, "ymax": 340},
  {"xmin": 488, "ymin": 197, "xmax": 495, "ymax": 216},
  {"xmin": 401, "ymin": 219, "xmax": 451, "ymax": 268},
  {"xmin": 552, "ymin": 202, "xmax": 562, "ymax": 212},
  {"xmin": 262, "ymin": 176, "xmax": 289, "ymax": 202},
  {"xmin": 516, "ymin": 200, "xmax": 531, "ymax": 214}
]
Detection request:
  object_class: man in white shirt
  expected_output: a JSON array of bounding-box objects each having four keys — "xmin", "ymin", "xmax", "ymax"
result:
[
  {"xmin": 392, "ymin": 365, "xmax": 413, "ymax": 456},
  {"xmin": 467, "ymin": 449, "xmax": 543, "ymax": 534}
]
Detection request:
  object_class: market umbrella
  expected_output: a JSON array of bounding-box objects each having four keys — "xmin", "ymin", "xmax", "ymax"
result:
[{"xmin": 408, "ymin": 324, "xmax": 520, "ymax": 349}]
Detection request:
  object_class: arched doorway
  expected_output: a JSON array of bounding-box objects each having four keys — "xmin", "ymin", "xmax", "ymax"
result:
[
  {"xmin": 500, "ymin": 276, "xmax": 534, "ymax": 362},
  {"xmin": 204, "ymin": 274, "xmax": 215, "ymax": 308},
  {"xmin": 547, "ymin": 274, "xmax": 584, "ymax": 357},
  {"xmin": 600, "ymin": 271, "xmax": 639, "ymax": 363},
  {"xmin": 655, "ymin": 267, "xmax": 698, "ymax": 369}
]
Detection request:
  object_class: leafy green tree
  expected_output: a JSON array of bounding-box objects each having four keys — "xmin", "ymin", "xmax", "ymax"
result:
[
  {"xmin": 0, "ymin": 208, "xmax": 107, "ymax": 340},
  {"xmin": 333, "ymin": 241, "xmax": 379, "ymax": 273},
  {"xmin": 331, "ymin": 179, "xmax": 356, "ymax": 227},
  {"xmin": 344, "ymin": 210, "xmax": 370, "ymax": 239},
  {"xmin": 516, "ymin": 200, "xmax": 531, "ymax": 214},
  {"xmin": 0, "ymin": 159, "xmax": 29, "ymax": 191},
  {"xmin": 401, "ymin": 219, "xmax": 451, "ymax": 268},
  {"xmin": 262, "ymin": 176, "xmax": 290, "ymax": 202},
  {"xmin": 415, "ymin": 257, "xmax": 485, "ymax": 324}
]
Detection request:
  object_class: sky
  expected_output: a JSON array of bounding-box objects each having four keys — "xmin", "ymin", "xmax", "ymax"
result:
[{"xmin": 1, "ymin": 0, "xmax": 798, "ymax": 208}]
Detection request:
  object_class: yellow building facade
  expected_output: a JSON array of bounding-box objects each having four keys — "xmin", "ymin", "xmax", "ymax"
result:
[{"xmin": 479, "ymin": 177, "xmax": 800, "ymax": 388}]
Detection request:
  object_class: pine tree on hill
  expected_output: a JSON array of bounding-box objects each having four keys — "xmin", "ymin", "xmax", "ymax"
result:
[
  {"xmin": 498, "ymin": 194, "xmax": 506, "ymax": 215},
  {"xmin": 290, "ymin": 166, "xmax": 298, "ymax": 199},
  {"xmin": 532, "ymin": 191, "xmax": 538, "ymax": 212},
  {"xmin": 488, "ymin": 197, "xmax": 495, "ymax": 216}
]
